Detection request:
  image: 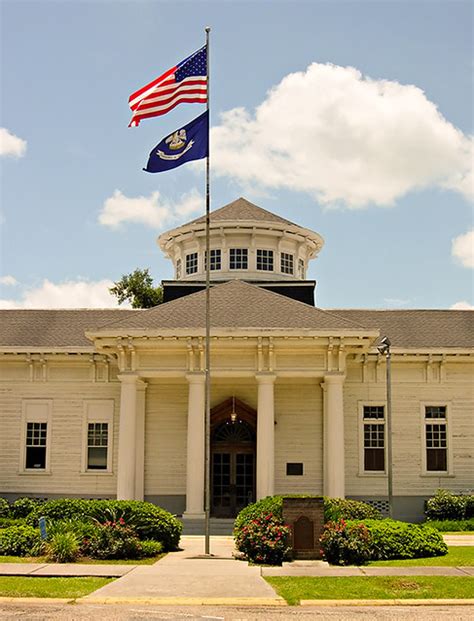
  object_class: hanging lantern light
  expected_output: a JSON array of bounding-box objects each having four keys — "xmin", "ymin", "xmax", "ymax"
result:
[{"xmin": 230, "ymin": 395, "xmax": 237, "ymax": 424}]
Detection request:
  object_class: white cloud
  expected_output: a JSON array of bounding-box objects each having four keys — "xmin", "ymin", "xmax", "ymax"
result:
[
  {"xmin": 0, "ymin": 275, "xmax": 18, "ymax": 286},
  {"xmin": 451, "ymin": 301, "xmax": 474, "ymax": 310},
  {"xmin": 0, "ymin": 127, "xmax": 27, "ymax": 158},
  {"xmin": 452, "ymin": 229, "xmax": 474, "ymax": 268},
  {"xmin": 211, "ymin": 63, "xmax": 473, "ymax": 208},
  {"xmin": 0, "ymin": 279, "xmax": 121, "ymax": 309},
  {"xmin": 98, "ymin": 189, "xmax": 202, "ymax": 230},
  {"xmin": 383, "ymin": 298, "xmax": 410, "ymax": 308}
]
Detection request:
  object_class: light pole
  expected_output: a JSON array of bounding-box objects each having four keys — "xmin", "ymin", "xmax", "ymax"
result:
[{"xmin": 377, "ymin": 336, "xmax": 393, "ymax": 519}]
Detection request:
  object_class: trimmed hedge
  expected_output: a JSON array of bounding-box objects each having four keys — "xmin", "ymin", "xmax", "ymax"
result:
[
  {"xmin": 27, "ymin": 499, "xmax": 181, "ymax": 550},
  {"xmin": 0, "ymin": 499, "xmax": 9, "ymax": 518},
  {"xmin": 234, "ymin": 495, "xmax": 381, "ymax": 533},
  {"xmin": 0, "ymin": 525, "xmax": 42, "ymax": 557},
  {"xmin": 425, "ymin": 490, "xmax": 474, "ymax": 521},
  {"xmin": 349, "ymin": 519, "xmax": 448, "ymax": 560},
  {"xmin": 424, "ymin": 518, "xmax": 474, "ymax": 532},
  {"xmin": 320, "ymin": 520, "xmax": 372, "ymax": 565},
  {"xmin": 11, "ymin": 497, "xmax": 45, "ymax": 519}
]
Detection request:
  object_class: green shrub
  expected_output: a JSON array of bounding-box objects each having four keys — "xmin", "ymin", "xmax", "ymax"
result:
[
  {"xmin": 234, "ymin": 496, "xmax": 283, "ymax": 532},
  {"xmin": 0, "ymin": 499, "xmax": 9, "ymax": 518},
  {"xmin": 350, "ymin": 519, "xmax": 448, "ymax": 560},
  {"xmin": 85, "ymin": 519, "xmax": 142, "ymax": 560},
  {"xmin": 324, "ymin": 498, "xmax": 381, "ymax": 522},
  {"xmin": 45, "ymin": 531, "xmax": 80, "ymax": 563},
  {"xmin": 320, "ymin": 520, "xmax": 372, "ymax": 566},
  {"xmin": 0, "ymin": 518, "xmax": 27, "ymax": 529},
  {"xmin": 0, "ymin": 525, "xmax": 42, "ymax": 556},
  {"xmin": 11, "ymin": 497, "xmax": 44, "ymax": 519},
  {"xmin": 139, "ymin": 540, "xmax": 164, "ymax": 557},
  {"xmin": 27, "ymin": 498, "xmax": 181, "ymax": 551},
  {"xmin": 234, "ymin": 514, "xmax": 291, "ymax": 565},
  {"xmin": 425, "ymin": 489, "xmax": 473, "ymax": 521},
  {"xmin": 423, "ymin": 518, "xmax": 474, "ymax": 532}
]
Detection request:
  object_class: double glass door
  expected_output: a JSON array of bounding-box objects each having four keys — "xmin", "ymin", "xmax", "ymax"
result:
[{"xmin": 212, "ymin": 450, "xmax": 255, "ymax": 518}]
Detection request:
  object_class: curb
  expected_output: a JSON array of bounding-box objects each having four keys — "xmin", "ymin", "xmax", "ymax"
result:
[
  {"xmin": 0, "ymin": 597, "xmax": 74, "ymax": 604},
  {"xmin": 300, "ymin": 598, "xmax": 474, "ymax": 607},
  {"xmin": 78, "ymin": 596, "xmax": 287, "ymax": 606}
]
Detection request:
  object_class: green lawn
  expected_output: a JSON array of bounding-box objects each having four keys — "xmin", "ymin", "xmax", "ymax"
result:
[
  {"xmin": 367, "ymin": 546, "xmax": 474, "ymax": 567},
  {"xmin": 0, "ymin": 576, "xmax": 112, "ymax": 598},
  {"xmin": 0, "ymin": 554, "xmax": 164, "ymax": 565},
  {"xmin": 266, "ymin": 576, "xmax": 474, "ymax": 605}
]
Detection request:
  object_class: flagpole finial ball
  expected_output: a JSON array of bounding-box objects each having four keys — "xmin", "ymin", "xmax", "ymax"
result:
[{"xmin": 205, "ymin": 26, "xmax": 211, "ymax": 32}]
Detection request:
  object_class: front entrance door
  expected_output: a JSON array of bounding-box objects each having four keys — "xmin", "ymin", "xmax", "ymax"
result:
[{"xmin": 211, "ymin": 420, "xmax": 256, "ymax": 518}]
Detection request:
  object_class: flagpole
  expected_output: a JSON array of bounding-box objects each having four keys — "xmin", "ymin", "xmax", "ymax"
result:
[{"xmin": 204, "ymin": 25, "xmax": 211, "ymax": 556}]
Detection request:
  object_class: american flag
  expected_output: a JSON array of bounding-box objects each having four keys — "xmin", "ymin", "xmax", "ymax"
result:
[{"xmin": 128, "ymin": 46, "xmax": 207, "ymax": 127}]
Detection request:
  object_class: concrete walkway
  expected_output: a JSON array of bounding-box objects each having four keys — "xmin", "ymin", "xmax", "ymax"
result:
[
  {"xmin": 443, "ymin": 534, "xmax": 474, "ymax": 546},
  {"xmin": 80, "ymin": 536, "xmax": 285, "ymax": 606},
  {"xmin": 0, "ymin": 562, "xmax": 134, "ymax": 577}
]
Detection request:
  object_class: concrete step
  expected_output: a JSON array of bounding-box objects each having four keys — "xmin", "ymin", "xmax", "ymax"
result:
[{"xmin": 180, "ymin": 518, "xmax": 235, "ymax": 535}]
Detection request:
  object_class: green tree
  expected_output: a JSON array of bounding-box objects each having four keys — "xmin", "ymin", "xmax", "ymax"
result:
[{"xmin": 109, "ymin": 268, "xmax": 163, "ymax": 309}]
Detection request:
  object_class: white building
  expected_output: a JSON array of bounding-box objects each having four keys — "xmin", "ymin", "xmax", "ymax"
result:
[{"xmin": 1, "ymin": 198, "xmax": 472, "ymax": 522}]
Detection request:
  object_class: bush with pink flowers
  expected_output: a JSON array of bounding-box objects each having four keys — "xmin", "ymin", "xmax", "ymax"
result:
[
  {"xmin": 319, "ymin": 519, "xmax": 372, "ymax": 566},
  {"xmin": 234, "ymin": 513, "xmax": 291, "ymax": 565}
]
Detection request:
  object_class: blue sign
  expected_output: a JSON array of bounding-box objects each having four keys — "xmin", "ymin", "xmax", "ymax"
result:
[{"xmin": 39, "ymin": 516, "xmax": 47, "ymax": 540}]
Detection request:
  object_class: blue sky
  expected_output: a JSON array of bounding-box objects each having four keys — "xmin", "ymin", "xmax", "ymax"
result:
[{"xmin": 0, "ymin": 0, "xmax": 472, "ymax": 309}]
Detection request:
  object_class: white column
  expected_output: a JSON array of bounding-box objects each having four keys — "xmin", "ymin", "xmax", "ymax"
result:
[
  {"xmin": 184, "ymin": 372, "xmax": 206, "ymax": 517},
  {"xmin": 117, "ymin": 374, "xmax": 139, "ymax": 500},
  {"xmin": 322, "ymin": 373, "xmax": 345, "ymax": 498},
  {"xmin": 256, "ymin": 373, "xmax": 276, "ymax": 500},
  {"xmin": 134, "ymin": 380, "xmax": 147, "ymax": 502}
]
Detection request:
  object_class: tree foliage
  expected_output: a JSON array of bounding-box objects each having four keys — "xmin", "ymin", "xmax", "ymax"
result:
[{"xmin": 109, "ymin": 268, "xmax": 163, "ymax": 309}]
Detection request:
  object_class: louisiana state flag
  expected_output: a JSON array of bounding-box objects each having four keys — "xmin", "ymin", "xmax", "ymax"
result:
[{"xmin": 143, "ymin": 111, "xmax": 208, "ymax": 173}]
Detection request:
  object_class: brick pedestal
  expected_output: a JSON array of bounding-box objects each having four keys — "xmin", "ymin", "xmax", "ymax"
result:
[{"xmin": 282, "ymin": 497, "xmax": 325, "ymax": 560}]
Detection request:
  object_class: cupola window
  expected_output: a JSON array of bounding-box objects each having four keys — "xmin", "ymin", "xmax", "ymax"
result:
[
  {"xmin": 298, "ymin": 258, "xmax": 305, "ymax": 279},
  {"xmin": 256, "ymin": 249, "xmax": 274, "ymax": 271},
  {"xmin": 176, "ymin": 258, "xmax": 182, "ymax": 279},
  {"xmin": 186, "ymin": 252, "xmax": 198, "ymax": 275},
  {"xmin": 280, "ymin": 252, "xmax": 294, "ymax": 275},
  {"xmin": 229, "ymin": 248, "xmax": 248, "ymax": 270},
  {"xmin": 205, "ymin": 249, "xmax": 222, "ymax": 271}
]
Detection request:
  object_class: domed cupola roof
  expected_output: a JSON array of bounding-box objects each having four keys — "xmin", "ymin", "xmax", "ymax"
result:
[{"xmin": 158, "ymin": 197, "xmax": 324, "ymax": 283}]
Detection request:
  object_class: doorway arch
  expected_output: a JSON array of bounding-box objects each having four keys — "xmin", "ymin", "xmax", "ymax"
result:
[{"xmin": 211, "ymin": 398, "xmax": 256, "ymax": 518}]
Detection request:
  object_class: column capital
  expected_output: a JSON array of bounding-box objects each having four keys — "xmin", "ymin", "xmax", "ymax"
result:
[
  {"xmin": 186, "ymin": 372, "xmax": 206, "ymax": 384},
  {"xmin": 255, "ymin": 372, "xmax": 276, "ymax": 385},
  {"xmin": 322, "ymin": 372, "xmax": 345, "ymax": 386},
  {"xmin": 117, "ymin": 373, "xmax": 140, "ymax": 384}
]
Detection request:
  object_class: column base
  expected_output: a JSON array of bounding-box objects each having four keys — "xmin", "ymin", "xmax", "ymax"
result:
[{"xmin": 182, "ymin": 512, "xmax": 206, "ymax": 520}]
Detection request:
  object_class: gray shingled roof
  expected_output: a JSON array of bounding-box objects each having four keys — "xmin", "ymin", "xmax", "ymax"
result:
[
  {"xmin": 0, "ymin": 309, "xmax": 137, "ymax": 348},
  {"xmin": 91, "ymin": 281, "xmax": 367, "ymax": 332},
  {"xmin": 329, "ymin": 309, "xmax": 474, "ymax": 348},
  {"xmin": 186, "ymin": 197, "xmax": 297, "ymax": 227}
]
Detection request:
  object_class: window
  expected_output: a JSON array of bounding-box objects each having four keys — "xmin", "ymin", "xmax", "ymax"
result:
[
  {"xmin": 204, "ymin": 249, "xmax": 221, "ymax": 271},
  {"xmin": 229, "ymin": 248, "xmax": 248, "ymax": 270},
  {"xmin": 185, "ymin": 252, "xmax": 198, "ymax": 275},
  {"xmin": 424, "ymin": 405, "xmax": 448, "ymax": 472},
  {"xmin": 21, "ymin": 400, "xmax": 52, "ymax": 473},
  {"xmin": 281, "ymin": 252, "xmax": 294, "ymax": 275},
  {"xmin": 87, "ymin": 423, "xmax": 108, "ymax": 470},
  {"xmin": 360, "ymin": 404, "xmax": 385, "ymax": 473},
  {"xmin": 26, "ymin": 422, "xmax": 47, "ymax": 469},
  {"xmin": 298, "ymin": 258, "xmax": 305, "ymax": 279},
  {"xmin": 176, "ymin": 258, "xmax": 182, "ymax": 279},
  {"xmin": 256, "ymin": 249, "xmax": 274, "ymax": 271},
  {"xmin": 82, "ymin": 400, "xmax": 114, "ymax": 473}
]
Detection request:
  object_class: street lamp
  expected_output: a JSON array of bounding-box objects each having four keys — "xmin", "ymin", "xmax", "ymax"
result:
[{"xmin": 377, "ymin": 336, "xmax": 393, "ymax": 519}]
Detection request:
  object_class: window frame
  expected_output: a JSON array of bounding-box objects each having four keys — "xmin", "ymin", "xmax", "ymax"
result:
[
  {"xmin": 280, "ymin": 252, "xmax": 294, "ymax": 275},
  {"xmin": 358, "ymin": 401, "xmax": 386, "ymax": 476},
  {"xmin": 81, "ymin": 400, "xmax": 114, "ymax": 475},
  {"xmin": 298, "ymin": 258, "xmax": 305, "ymax": 279},
  {"xmin": 176, "ymin": 257, "xmax": 182, "ymax": 279},
  {"xmin": 20, "ymin": 400, "xmax": 53, "ymax": 474},
  {"xmin": 256, "ymin": 248, "xmax": 274, "ymax": 272},
  {"xmin": 185, "ymin": 252, "xmax": 199, "ymax": 275},
  {"xmin": 229, "ymin": 248, "xmax": 248, "ymax": 270},
  {"xmin": 204, "ymin": 248, "xmax": 222, "ymax": 271},
  {"xmin": 420, "ymin": 402, "xmax": 452, "ymax": 476}
]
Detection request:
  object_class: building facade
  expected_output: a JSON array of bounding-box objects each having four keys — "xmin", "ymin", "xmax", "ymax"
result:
[{"xmin": 1, "ymin": 198, "xmax": 472, "ymax": 522}]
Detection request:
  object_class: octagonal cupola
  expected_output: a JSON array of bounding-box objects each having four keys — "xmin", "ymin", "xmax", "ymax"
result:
[{"xmin": 158, "ymin": 197, "xmax": 324, "ymax": 282}]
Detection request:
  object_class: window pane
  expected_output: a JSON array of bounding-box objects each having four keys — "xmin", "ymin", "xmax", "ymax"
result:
[
  {"xmin": 427, "ymin": 448, "xmax": 447, "ymax": 471},
  {"xmin": 87, "ymin": 447, "xmax": 108, "ymax": 470},
  {"xmin": 363, "ymin": 406, "xmax": 384, "ymax": 420},
  {"xmin": 364, "ymin": 448, "xmax": 385, "ymax": 471},
  {"xmin": 176, "ymin": 258, "xmax": 182, "ymax": 279},
  {"xmin": 298, "ymin": 258, "xmax": 305, "ymax": 279},
  {"xmin": 256, "ymin": 249, "xmax": 274, "ymax": 271},
  {"xmin": 229, "ymin": 248, "xmax": 248, "ymax": 270},
  {"xmin": 281, "ymin": 252, "xmax": 294, "ymax": 274},
  {"xmin": 205, "ymin": 249, "xmax": 221, "ymax": 271},
  {"xmin": 426, "ymin": 406, "xmax": 447, "ymax": 419},
  {"xmin": 26, "ymin": 446, "xmax": 46, "ymax": 469},
  {"xmin": 185, "ymin": 252, "xmax": 198, "ymax": 274}
]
